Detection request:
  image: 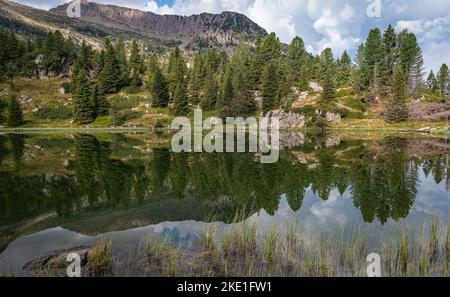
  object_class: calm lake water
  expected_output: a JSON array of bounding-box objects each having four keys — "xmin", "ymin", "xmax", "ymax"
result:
[{"xmin": 0, "ymin": 132, "xmax": 449, "ymax": 275}]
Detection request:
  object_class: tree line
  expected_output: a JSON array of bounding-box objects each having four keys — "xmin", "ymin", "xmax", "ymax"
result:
[{"xmin": 1, "ymin": 26, "xmax": 449, "ymax": 127}]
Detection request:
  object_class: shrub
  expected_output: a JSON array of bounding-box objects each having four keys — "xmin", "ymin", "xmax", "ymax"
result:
[
  {"xmin": 292, "ymin": 105, "xmax": 316, "ymax": 117},
  {"xmin": 59, "ymin": 82, "xmax": 71, "ymax": 94},
  {"xmin": 34, "ymin": 106, "xmax": 73, "ymax": 120},
  {"xmin": 111, "ymin": 109, "xmax": 143, "ymax": 126},
  {"xmin": 110, "ymin": 95, "xmax": 146, "ymax": 111}
]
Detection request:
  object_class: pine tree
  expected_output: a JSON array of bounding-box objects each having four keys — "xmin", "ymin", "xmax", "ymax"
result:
[
  {"xmin": 151, "ymin": 66, "xmax": 170, "ymax": 107},
  {"xmin": 386, "ymin": 65, "xmax": 408, "ymax": 122},
  {"xmin": 91, "ymin": 83, "xmax": 109, "ymax": 116},
  {"xmin": 321, "ymin": 67, "xmax": 336, "ymax": 103},
  {"xmin": 6, "ymin": 95, "xmax": 23, "ymax": 127},
  {"xmin": 261, "ymin": 61, "xmax": 279, "ymax": 114},
  {"xmin": 397, "ymin": 30, "xmax": 424, "ymax": 96},
  {"xmin": 337, "ymin": 51, "xmax": 352, "ymax": 87},
  {"xmin": 223, "ymin": 46, "xmax": 255, "ymax": 117},
  {"xmin": 383, "ymin": 25, "xmax": 397, "ymax": 80},
  {"xmin": 129, "ymin": 39, "xmax": 144, "ymax": 89},
  {"xmin": 426, "ymin": 70, "xmax": 439, "ymax": 93},
  {"xmin": 218, "ymin": 67, "xmax": 233, "ymax": 110},
  {"xmin": 167, "ymin": 47, "xmax": 187, "ymax": 96},
  {"xmin": 437, "ymin": 63, "xmax": 449, "ymax": 96},
  {"xmin": 73, "ymin": 67, "xmax": 95, "ymax": 124},
  {"xmin": 98, "ymin": 39, "xmax": 121, "ymax": 94},
  {"xmin": 286, "ymin": 36, "xmax": 308, "ymax": 88},
  {"xmin": 252, "ymin": 33, "xmax": 281, "ymax": 88},
  {"xmin": 201, "ymin": 71, "xmax": 218, "ymax": 110},
  {"xmin": 364, "ymin": 28, "xmax": 389, "ymax": 93},
  {"xmin": 115, "ymin": 38, "xmax": 129, "ymax": 88},
  {"xmin": 172, "ymin": 81, "xmax": 190, "ymax": 115}
]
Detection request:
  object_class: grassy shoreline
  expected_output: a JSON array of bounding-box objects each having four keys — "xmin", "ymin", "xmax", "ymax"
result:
[{"xmin": 7, "ymin": 219, "xmax": 449, "ymax": 277}]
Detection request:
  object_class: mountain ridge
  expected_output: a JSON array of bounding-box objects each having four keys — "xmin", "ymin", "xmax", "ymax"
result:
[{"xmin": 0, "ymin": 0, "xmax": 268, "ymax": 52}]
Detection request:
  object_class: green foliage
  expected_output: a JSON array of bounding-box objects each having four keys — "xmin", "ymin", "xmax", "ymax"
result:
[
  {"xmin": 172, "ymin": 82, "xmax": 190, "ymax": 115},
  {"xmin": 111, "ymin": 110, "xmax": 143, "ymax": 126},
  {"xmin": 98, "ymin": 38, "xmax": 121, "ymax": 94},
  {"xmin": 261, "ymin": 60, "xmax": 279, "ymax": 114},
  {"xmin": 151, "ymin": 67, "xmax": 170, "ymax": 108},
  {"xmin": 0, "ymin": 97, "xmax": 7, "ymax": 124},
  {"xmin": 110, "ymin": 95, "xmax": 145, "ymax": 111},
  {"xmin": 437, "ymin": 64, "xmax": 449, "ymax": 96},
  {"xmin": 129, "ymin": 39, "xmax": 144, "ymax": 88},
  {"xmin": 73, "ymin": 67, "xmax": 95, "ymax": 124},
  {"xmin": 34, "ymin": 106, "xmax": 73, "ymax": 120},
  {"xmin": 6, "ymin": 95, "xmax": 24, "ymax": 127},
  {"xmin": 386, "ymin": 65, "xmax": 409, "ymax": 122}
]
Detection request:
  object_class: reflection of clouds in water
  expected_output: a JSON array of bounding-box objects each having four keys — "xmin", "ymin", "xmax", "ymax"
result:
[
  {"xmin": 412, "ymin": 169, "xmax": 450, "ymax": 220},
  {"xmin": 2, "ymin": 166, "xmax": 450, "ymax": 275}
]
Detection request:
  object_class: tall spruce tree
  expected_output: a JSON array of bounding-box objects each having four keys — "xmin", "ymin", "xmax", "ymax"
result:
[
  {"xmin": 321, "ymin": 66, "xmax": 336, "ymax": 103},
  {"xmin": 337, "ymin": 51, "xmax": 352, "ymax": 87},
  {"xmin": 261, "ymin": 61, "xmax": 279, "ymax": 114},
  {"xmin": 151, "ymin": 66, "xmax": 170, "ymax": 107},
  {"xmin": 201, "ymin": 70, "xmax": 218, "ymax": 110},
  {"xmin": 91, "ymin": 83, "xmax": 110, "ymax": 116},
  {"xmin": 397, "ymin": 30, "xmax": 424, "ymax": 96},
  {"xmin": 6, "ymin": 95, "xmax": 23, "ymax": 127},
  {"xmin": 426, "ymin": 71, "xmax": 439, "ymax": 93},
  {"xmin": 386, "ymin": 65, "xmax": 408, "ymax": 122},
  {"xmin": 167, "ymin": 47, "xmax": 187, "ymax": 96},
  {"xmin": 129, "ymin": 40, "xmax": 144, "ymax": 88},
  {"xmin": 172, "ymin": 81, "xmax": 190, "ymax": 115},
  {"xmin": 73, "ymin": 67, "xmax": 95, "ymax": 124},
  {"xmin": 286, "ymin": 36, "xmax": 308, "ymax": 88},
  {"xmin": 98, "ymin": 39, "xmax": 121, "ymax": 94},
  {"xmin": 437, "ymin": 63, "xmax": 449, "ymax": 96}
]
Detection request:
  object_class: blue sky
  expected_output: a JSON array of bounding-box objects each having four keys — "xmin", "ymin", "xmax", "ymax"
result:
[{"xmin": 13, "ymin": 0, "xmax": 450, "ymax": 72}]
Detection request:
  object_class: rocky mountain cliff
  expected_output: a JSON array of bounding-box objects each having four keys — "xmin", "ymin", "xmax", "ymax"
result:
[{"xmin": 0, "ymin": 0, "xmax": 267, "ymax": 52}]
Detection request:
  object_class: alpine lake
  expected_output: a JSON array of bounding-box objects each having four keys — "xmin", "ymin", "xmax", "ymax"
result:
[{"xmin": 0, "ymin": 131, "xmax": 449, "ymax": 277}]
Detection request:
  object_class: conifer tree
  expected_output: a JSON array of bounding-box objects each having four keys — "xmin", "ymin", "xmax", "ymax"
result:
[
  {"xmin": 115, "ymin": 38, "xmax": 129, "ymax": 88},
  {"xmin": 337, "ymin": 51, "xmax": 352, "ymax": 87},
  {"xmin": 91, "ymin": 83, "xmax": 110, "ymax": 116},
  {"xmin": 383, "ymin": 25, "xmax": 397, "ymax": 79},
  {"xmin": 321, "ymin": 66, "xmax": 336, "ymax": 103},
  {"xmin": 98, "ymin": 39, "xmax": 121, "ymax": 94},
  {"xmin": 151, "ymin": 66, "xmax": 170, "ymax": 107},
  {"xmin": 253, "ymin": 33, "xmax": 281, "ymax": 88},
  {"xmin": 286, "ymin": 36, "xmax": 308, "ymax": 88},
  {"xmin": 129, "ymin": 39, "xmax": 144, "ymax": 89},
  {"xmin": 201, "ymin": 71, "xmax": 218, "ymax": 110},
  {"xmin": 172, "ymin": 81, "xmax": 190, "ymax": 115},
  {"xmin": 6, "ymin": 95, "xmax": 23, "ymax": 127},
  {"xmin": 261, "ymin": 61, "xmax": 279, "ymax": 114},
  {"xmin": 167, "ymin": 47, "xmax": 187, "ymax": 96},
  {"xmin": 386, "ymin": 65, "xmax": 408, "ymax": 122},
  {"xmin": 437, "ymin": 63, "xmax": 449, "ymax": 96},
  {"xmin": 73, "ymin": 68, "xmax": 95, "ymax": 124},
  {"xmin": 397, "ymin": 30, "xmax": 424, "ymax": 96},
  {"xmin": 426, "ymin": 70, "xmax": 439, "ymax": 93}
]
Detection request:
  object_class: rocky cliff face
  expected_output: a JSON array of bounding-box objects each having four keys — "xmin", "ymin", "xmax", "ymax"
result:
[{"xmin": 49, "ymin": 0, "xmax": 267, "ymax": 51}]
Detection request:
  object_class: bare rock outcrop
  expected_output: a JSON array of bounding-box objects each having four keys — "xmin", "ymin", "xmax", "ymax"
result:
[{"xmin": 266, "ymin": 110, "xmax": 308, "ymax": 129}]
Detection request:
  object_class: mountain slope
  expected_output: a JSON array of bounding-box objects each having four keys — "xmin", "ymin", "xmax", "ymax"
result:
[
  {"xmin": 0, "ymin": 0, "xmax": 267, "ymax": 52},
  {"xmin": 49, "ymin": 0, "xmax": 267, "ymax": 51}
]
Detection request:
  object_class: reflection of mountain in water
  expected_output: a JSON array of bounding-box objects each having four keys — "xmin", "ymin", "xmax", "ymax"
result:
[{"xmin": 0, "ymin": 133, "xmax": 449, "ymax": 251}]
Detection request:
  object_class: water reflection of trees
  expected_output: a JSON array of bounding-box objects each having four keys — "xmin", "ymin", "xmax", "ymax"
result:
[{"xmin": 0, "ymin": 134, "xmax": 448, "ymax": 226}]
